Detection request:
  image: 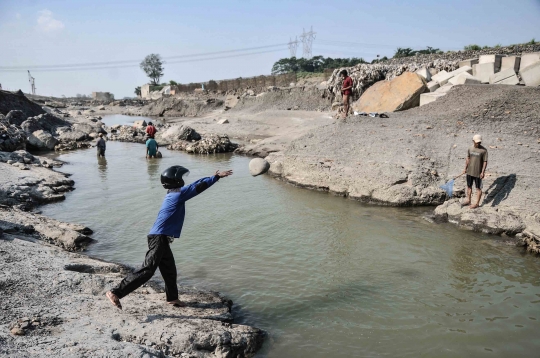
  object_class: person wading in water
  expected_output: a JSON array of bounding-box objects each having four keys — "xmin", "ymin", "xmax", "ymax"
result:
[
  {"xmin": 462, "ymin": 134, "xmax": 488, "ymax": 209},
  {"xmin": 96, "ymin": 133, "xmax": 106, "ymax": 157},
  {"xmin": 340, "ymin": 70, "xmax": 353, "ymax": 119},
  {"xmin": 106, "ymin": 165, "xmax": 233, "ymax": 309}
]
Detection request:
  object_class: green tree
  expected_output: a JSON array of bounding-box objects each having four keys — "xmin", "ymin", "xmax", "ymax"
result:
[
  {"xmin": 394, "ymin": 47, "xmax": 415, "ymax": 58},
  {"xmin": 134, "ymin": 86, "xmax": 141, "ymax": 97},
  {"xmin": 140, "ymin": 54, "xmax": 164, "ymax": 85},
  {"xmin": 169, "ymin": 80, "xmax": 178, "ymax": 86},
  {"xmin": 464, "ymin": 44, "xmax": 482, "ymax": 51}
]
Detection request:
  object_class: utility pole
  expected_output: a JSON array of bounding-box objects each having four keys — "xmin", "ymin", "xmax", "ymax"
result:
[
  {"xmin": 288, "ymin": 37, "xmax": 299, "ymax": 58},
  {"xmin": 27, "ymin": 70, "xmax": 36, "ymax": 95},
  {"xmin": 300, "ymin": 26, "xmax": 316, "ymax": 59}
]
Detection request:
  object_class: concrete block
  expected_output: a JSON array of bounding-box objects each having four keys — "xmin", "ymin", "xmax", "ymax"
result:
[
  {"xmin": 479, "ymin": 54, "xmax": 503, "ymax": 71},
  {"xmin": 473, "ymin": 63, "xmax": 496, "ymax": 83},
  {"xmin": 420, "ymin": 93, "xmax": 446, "ymax": 106},
  {"xmin": 449, "ymin": 66, "xmax": 473, "ymax": 77},
  {"xmin": 428, "ymin": 68, "xmax": 439, "ymax": 76},
  {"xmin": 459, "ymin": 58, "xmax": 478, "ymax": 68},
  {"xmin": 519, "ymin": 61, "xmax": 540, "ymax": 87},
  {"xmin": 427, "ymin": 81, "xmax": 440, "ymax": 92},
  {"xmin": 501, "ymin": 56, "xmax": 520, "ymax": 72},
  {"xmin": 519, "ymin": 53, "xmax": 540, "ymax": 71},
  {"xmin": 432, "ymin": 70, "xmax": 453, "ymax": 85},
  {"xmin": 434, "ymin": 84, "xmax": 454, "ymax": 93},
  {"xmin": 416, "ymin": 67, "xmax": 431, "ymax": 81},
  {"xmin": 449, "ymin": 72, "xmax": 481, "ymax": 85},
  {"xmin": 489, "ymin": 68, "xmax": 517, "ymax": 84},
  {"xmin": 495, "ymin": 74, "xmax": 519, "ymax": 85}
]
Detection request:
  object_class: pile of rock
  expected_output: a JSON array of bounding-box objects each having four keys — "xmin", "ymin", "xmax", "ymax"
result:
[
  {"xmin": 0, "ymin": 115, "xmax": 26, "ymax": 152},
  {"xmin": 420, "ymin": 53, "xmax": 540, "ymax": 106},
  {"xmin": 167, "ymin": 134, "xmax": 237, "ymax": 154}
]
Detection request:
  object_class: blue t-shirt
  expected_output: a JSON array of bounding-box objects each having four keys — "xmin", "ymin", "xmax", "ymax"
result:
[
  {"xmin": 146, "ymin": 138, "xmax": 158, "ymax": 156},
  {"xmin": 148, "ymin": 175, "xmax": 219, "ymax": 238}
]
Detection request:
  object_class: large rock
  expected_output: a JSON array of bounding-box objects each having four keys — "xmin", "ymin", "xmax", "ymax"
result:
[
  {"xmin": 0, "ymin": 118, "xmax": 26, "ymax": 152},
  {"xmin": 352, "ymin": 72, "xmax": 427, "ymax": 113},
  {"xmin": 27, "ymin": 130, "xmax": 58, "ymax": 150},
  {"xmin": 58, "ymin": 130, "xmax": 90, "ymax": 142},
  {"xmin": 159, "ymin": 125, "xmax": 201, "ymax": 142},
  {"xmin": 5, "ymin": 110, "xmax": 27, "ymax": 126},
  {"xmin": 249, "ymin": 158, "xmax": 270, "ymax": 176},
  {"xmin": 20, "ymin": 113, "xmax": 71, "ymax": 135},
  {"xmin": 519, "ymin": 52, "xmax": 540, "ymax": 71},
  {"xmin": 133, "ymin": 119, "xmax": 147, "ymax": 128},
  {"xmin": 167, "ymin": 134, "xmax": 237, "ymax": 154},
  {"xmin": 224, "ymin": 95, "xmax": 240, "ymax": 110}
]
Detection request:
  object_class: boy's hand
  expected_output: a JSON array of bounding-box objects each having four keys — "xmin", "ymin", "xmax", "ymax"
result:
[{"xmin": 215, "ymin": 170, "xmax": 233, "ymax": 178}]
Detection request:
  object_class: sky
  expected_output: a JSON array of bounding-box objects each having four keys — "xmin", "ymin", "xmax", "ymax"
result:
[{"xmin": 1, "ymin": 0, "xmax": 539, "ymax": 98}]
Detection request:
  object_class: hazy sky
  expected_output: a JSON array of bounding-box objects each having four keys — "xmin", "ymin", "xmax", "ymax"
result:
[{"xmin": 1, "ymin": 0, "xmax": 539, "ymax": 98}]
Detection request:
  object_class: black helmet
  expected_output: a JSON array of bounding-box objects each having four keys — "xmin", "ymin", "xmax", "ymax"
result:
[{"xmin": 161, "ymin": 165, "xmax": 190, "ymax": 189}]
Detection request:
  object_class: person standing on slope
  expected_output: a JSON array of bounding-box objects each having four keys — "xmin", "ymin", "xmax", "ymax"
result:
[
  {"xmin": 462, "ymin": 134, "xmax": 488, "ymax": 209},
  {"xmin": 106, "ymin": 165, "xmax": 233, "ymax": 309},
  {"xmin": 340, "ymin": 70, "xmax": 353, "ymax": 119}
]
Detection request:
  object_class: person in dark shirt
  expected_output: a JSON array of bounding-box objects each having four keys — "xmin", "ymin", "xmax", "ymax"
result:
[
  {"xmin": 106, "ymin": 165, "xmax": 233, "ymax": 309},
  {"xmin": 96, "ymin": 133, "xmax": 106, "ymax": 157},
  {"xmin": 462, "ymin": 134, "xmax": 488, "ymax": 209},
  {"xmin": 340, "ymin": 70, "xmax": 353, "ymax": 119}
]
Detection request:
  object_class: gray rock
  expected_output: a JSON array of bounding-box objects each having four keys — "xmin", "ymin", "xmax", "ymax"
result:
[
  {"xmin": 159, "ymin": 125, "xmax": 201, "ymax": 143},
  {"xmin": 249, "ymin": 158, "xmax": 270, "ymax": 176},
  {"xmin": 27, "ymin": 130, "xmax": 58, "ymax": 150},
  {"xmin": 5, "ymin": 110, "xmax": 27, "ymax": 126},
  {"xmin": 217, "ymin": 119, "xmax": 229, "ymax": 124},
  {"xmin": 133, "ymin": 119, "xmax": 147, "ymax": 128},
  {"xmin": 0, "ymin": 118, "xmax": 27, "ymax": 152},
  {"xmin": 168, "ymin": 134, "xmax": 237, "ymax": 154}
]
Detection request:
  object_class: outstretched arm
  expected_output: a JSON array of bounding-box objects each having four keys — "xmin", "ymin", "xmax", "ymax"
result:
[{"xmin": 181, "ymin": 170, "xmax": 233, "ymax": 201}]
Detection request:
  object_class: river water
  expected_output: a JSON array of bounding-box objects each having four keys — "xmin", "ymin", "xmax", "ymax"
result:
[{"xmin": 41, "ymin": 116, "xmax": 540, "ymax": 357}]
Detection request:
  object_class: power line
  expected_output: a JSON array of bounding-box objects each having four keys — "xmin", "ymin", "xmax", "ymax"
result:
[
  {"xmin": 0, "ymin": 49, "xmax": 286, "ymax": 73},
  {"xmin": 300, "ymin": 26, "xmax": 316, "ymax": 59},
  {"xmin": 0, "ymin": 43, "xmax": 288, "ymax": 70},
  {"xmin": 288, "ymin": 37, "xmax": 299, "ymax": 57}
]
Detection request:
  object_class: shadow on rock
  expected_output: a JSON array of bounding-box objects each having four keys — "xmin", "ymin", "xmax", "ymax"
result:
[{"xmin": 484, "ymin": 174, "xmax": 517, "ymax": 207}]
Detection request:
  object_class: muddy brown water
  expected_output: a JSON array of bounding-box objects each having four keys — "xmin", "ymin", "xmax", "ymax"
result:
[{"xmin": 41, "ymin": 116, "xmax": 540, "ymax": 357}]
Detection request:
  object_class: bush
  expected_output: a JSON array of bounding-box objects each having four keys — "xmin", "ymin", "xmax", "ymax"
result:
[
  {"xmin": 464, "ymin": 44, "xmax": 482, "ymax": 51},
  {"xmin": 529, "ymin": 38, "xmax": 536, "ymax": 45}
]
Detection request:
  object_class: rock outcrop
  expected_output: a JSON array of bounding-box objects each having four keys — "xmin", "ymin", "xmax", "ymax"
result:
[
  {"xmin": 27, "ymin": 130, "xmax": 59, "ymax": 150},
  {"xmin": 352, "ymin": 72, "xmax": 427, "ymax": 113},
  {"xmin": 0, "ymin": 117, "xmax": 26, "ymax": 152}
]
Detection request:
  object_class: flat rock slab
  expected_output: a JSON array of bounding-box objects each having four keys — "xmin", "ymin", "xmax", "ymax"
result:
[
  {"xmin": 352, "ymin": 72, "xmax": 427, "ymax": 113},
  {"xmin": 0, "ymin": 236, "xmax": 264, "ymax": 357}
]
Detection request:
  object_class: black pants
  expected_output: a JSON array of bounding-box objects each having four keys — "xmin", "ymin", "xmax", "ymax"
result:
[{"xmin": 110, "ymin": 234, "xmax": 178, "ymax": 301}]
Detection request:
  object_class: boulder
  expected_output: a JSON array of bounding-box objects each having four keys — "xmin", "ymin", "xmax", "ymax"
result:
[
  {"xmin": 352, "ymin": 72, "xmax": 427, "ymax": 113},
  {"xmin": 58, "ymin": 130, "xmax": 89, "ymax": 142},
  {"xmin": 416, "ymin": 67, "xmax": 431, "ymax": 81},
  {"xmin": 133, "ymin": 119, "xmax": 147, "ymax": 128},
  {"xmin": 224, "ymin": 95, "xmax": 239, "ymax": 110},
  {"xmin": 167, "ymin": 134, "xmax": 237, "ymax": 154},
  {"xmin": 519, "ymin": 61, "xmax": 540, "ymax": 87},
  {"xmin": 20, "ymin": 113, "xmax": 71, "ymax": 135},
  {"xmin": 0, "ymin": 119, "xmax": 26, "ymax": 152},
  {"xmin": 159, "ymin": 125, "xmax": 201, "ymax": 142},
  {"xmin": 5, "ymin": 110, "xmax": 27, "ymax": 126},
  {"xmin": 249, "ymin": 158, "xmax": 270, "ymax": 176},
  {"xmin": 27, "ymin": 130, "xmax": 58, "ymax": 150}
]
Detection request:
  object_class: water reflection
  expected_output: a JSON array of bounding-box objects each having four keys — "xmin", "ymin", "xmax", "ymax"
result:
[
  {"xmin": 97, "ymin": 155, "xmax": 107, "ymax": 179},
  {"xmin": 146, "ymin": 158, "xmax": 161, "ymax": 180}
]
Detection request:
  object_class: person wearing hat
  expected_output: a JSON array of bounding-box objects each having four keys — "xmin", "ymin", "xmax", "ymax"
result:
[
  {"xmin": 96, "ymin": 133, "xmax": 106, "ymax": 157},
  {"xmin": 462, "ymin": 134, "xmax": 488, "ymax": 209},
  {"xmin": 105, "ymin": 165, "xmax": 233, "ymax": 309}
]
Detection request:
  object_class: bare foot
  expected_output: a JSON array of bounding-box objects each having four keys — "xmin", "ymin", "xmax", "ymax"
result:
[
  {"xmin": 462, "ymin": 200, "xmax": 470, "ymax": 206},
  {"xmin": 167, "ymin": 299, "xmax": 187, "ymax": 308},
  {"xmin": 106, "ymin": 291, "xmax": 122, "ymax": 310},
  {"xmin": 469, "ymin": 204, "xmax": 479, "ymax": 209}
]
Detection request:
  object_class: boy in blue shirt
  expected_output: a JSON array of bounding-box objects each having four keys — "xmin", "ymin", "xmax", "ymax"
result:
[{"xmin": 106, "ymin": 165, "xmax": 233, "ymax": 309}]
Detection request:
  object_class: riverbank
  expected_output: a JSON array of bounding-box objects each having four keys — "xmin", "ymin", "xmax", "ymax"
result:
[{"xmin": 0, "ymin": 151, "xmax": 264, "ymax": 357}]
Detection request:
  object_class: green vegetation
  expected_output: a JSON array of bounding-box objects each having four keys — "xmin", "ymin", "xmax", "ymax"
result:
[
  {"xmin": 140, "ymin": 54, "xmax": 164, "ymax": 85},
  {"xmin": 529, "ymin": 38, "xmax": 536, "ymax": 45},
  {"xmin": 393, "ymin": 46, "xmax": 442, "ymax": 58},
  {"xmin": 134, "ymin": 86, "xmax": 141, "ymax": 97},
  {"xmin": 271, "ymin": 56, "xmax": 367, "ymax": 74},
  {"xmin": 464, "ymin": 44, "xmax": 482, "ymax": 51}
]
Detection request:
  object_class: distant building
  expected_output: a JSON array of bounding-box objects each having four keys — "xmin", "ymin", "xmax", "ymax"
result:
[{"xmin": 92, "ymin": 92, "xmax": 114, "ymax": 101}]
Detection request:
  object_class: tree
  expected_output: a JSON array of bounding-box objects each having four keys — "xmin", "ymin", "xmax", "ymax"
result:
[
  {"xmin": 393, "ymin": 47, "xmax": 415, "ymax": 58},
  {"xmin": 134, "ymin": 86, "xmax": 141, "ymax": 97},
  {"xmin": 169, "ymin": 80, "xmax": 178, "ymax": 86},
  {"xmin": 271, "ymin": 56, "xmax": 366, "ymax": 74},
  {"xmin": 140, "ymin": 54, "xmax": 164, "ymax": 85}
]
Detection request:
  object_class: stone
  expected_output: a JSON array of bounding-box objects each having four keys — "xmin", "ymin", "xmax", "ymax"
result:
[
  {"xmin": 416, "ymin": 67, "xmax": 431, "ymax": 81},
  {"xmin": 10, "ymin": 327, "xmax": 25, "ymax": 336},
  {"xmin": 58, "ymin": 131, "xmax": 89, "ymax": 142},
  {"xmin": 478, "ymin": 54, "xmax": 503, "ymax": 71},
  {"xmin": 449, "ymin": 65, "xmax": 473, "ymax": 77},
  {"xmin": 27, "ymin": 130, "xmax": 58, "ymax": 150},
  {"xmin": 501, "ymin": 56, "xmax": 521, "ymax": 72},
  {"xmin": 110, "ymin": 124, "xmax": 121, "ymax": 130},
  {"xmin": 426, "ymin": 81, "xmax": 440, "ymax": 92},
  {"xmin": 159, "ymin": 125, "xmax": 201, "ymax": 142},
  {"xmin": 459, "ymin": 58, "xmax": 479, "ymax": 68},
  {"xmin": 431, "ymin": 70, "xmax": 453, "ymax": 85},
  {"xmin": 448, "ymin": 72, "xmax": 481, "ymax": 85},
  {"xmin": 428, "ymin": 68, "xmax": 439, "ymax": 76},
  {"xmin": 519, "ymin": 52, "xmax": 540, "ymax": 71},
  {"xmin": 133, "ymin": 120, "xmax": 147, "ymax": 128},
  {"xmin": 0, "ymin": 119, "xmax": 27, "ymax": 152},
  {"xmin": 249, "ymin": 158, "xmax": 270, "ymax": 176},
  {"xmin": 489, "ymin": 68, "xmax": 518, "ymax": 84},
  {"xmin": 352, "ymin": 72, "xmax": 427, "ymax": 113},
  {"xmin": 434, "ymin": 84, "xmax": 454, "ymax": 93},
  {"xmin": 224, "ymin": 95, "xmax": 239, "ymax": 110},
  {"xmin": 217, "ymin": 119, "xmax": 229, "ymax": 124},
  {"xmin": 246, "ymin": 89, "xmax": 255, "ymax": 96},
  {"xmin": 419, "ymin": 93, "xmax": 446, "ymax": 106},
  {"xmin": 5, "ymin": 110, "xmax": 27, "ymax": 126},
  {"xmin": 473, "ymin": 62, "xmax": 496, "ymax": 83},
  {"xmin": 519, "ymin": 61, "xmax": 540, "ymax": 87}
]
